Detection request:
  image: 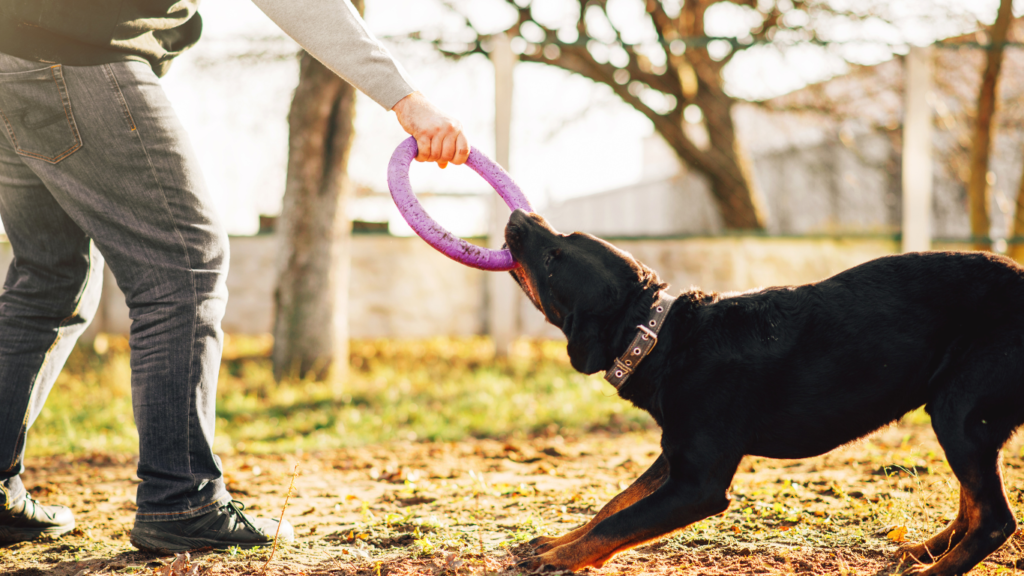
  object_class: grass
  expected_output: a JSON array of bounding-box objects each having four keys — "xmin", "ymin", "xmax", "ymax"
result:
[
  {"xmin": 26, "ymin": 335, "xmax": 654, "ymax": 458},
  {"xmin": 12, "ymin": 336, "xmax": 1024, "ymax": 576}
]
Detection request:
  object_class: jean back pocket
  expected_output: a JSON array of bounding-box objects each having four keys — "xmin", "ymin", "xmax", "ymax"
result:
[{"xmin": 0, "ymin": 65, "xmax": 82, "ymax": 164}]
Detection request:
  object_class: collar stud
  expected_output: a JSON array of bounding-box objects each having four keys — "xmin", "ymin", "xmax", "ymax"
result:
[{"xmin": 604, "ymin": 292, "xmax": 676, "ymax": 390}]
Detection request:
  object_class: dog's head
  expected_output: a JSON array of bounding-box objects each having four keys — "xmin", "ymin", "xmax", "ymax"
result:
[{"xmin": 504, "ymin": 209, "xmax": 665, "ymax": 374}]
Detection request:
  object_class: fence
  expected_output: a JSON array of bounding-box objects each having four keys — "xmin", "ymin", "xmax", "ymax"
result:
[{"xmin": 0, "ymin": 233, "xmax": 904, "ymax": 341}]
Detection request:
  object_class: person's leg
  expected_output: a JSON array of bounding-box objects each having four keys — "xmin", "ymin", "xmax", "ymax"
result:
[
  {"xmin": 0, "ymin": 52, "xmax": 289, "ymax": 549},
  {"xmin": 0, "ymin": 153, "xmax": 104, "ymax": 488},
  {"xmin": 0, "ymin": 52, "xmax": 230, "ymax": 520},
  {"xmin": 0, "ymin": 53, "xmax": 104, "ymax": 543}
]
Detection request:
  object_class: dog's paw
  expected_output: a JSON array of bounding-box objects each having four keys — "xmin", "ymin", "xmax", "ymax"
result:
[
  {"xmin": 530, "ymin": 537, "xmax": 562, "ymax": 554},
  {"xmin": 896, "ymin": 542, "xmax": 941, "ymax": 565},
  {"xmin": 515, "ymin": 556, "xmax": 561, "ymax": 573},
  {"xmin": 533, "ymin": 542, "xmax": 558, "ymax": 554},
  {"xmin": 901, "ymin": 564, "xmax": 934, "ymax": 575},
  {"xmin": 528, "ymin": 535, "xmax": 557, "ymax": 548}
]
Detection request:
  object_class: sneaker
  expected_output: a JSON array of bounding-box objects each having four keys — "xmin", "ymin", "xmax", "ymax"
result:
[
  {"xmin": 130, "ymin": 500, "xmax": 294, "ymax": 553},
  {"xmin": 0, "ymin": 496, "xmax": 76, "ymax": 544}
]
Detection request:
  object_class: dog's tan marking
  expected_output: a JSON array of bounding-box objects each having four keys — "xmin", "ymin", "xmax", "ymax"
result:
[{"xmin": 531, "ymin": 455, "xmax": 668, "ymax": 553}]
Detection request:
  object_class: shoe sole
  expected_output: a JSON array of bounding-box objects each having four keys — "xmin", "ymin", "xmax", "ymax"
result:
[
  {"xmin": 129, "ymin": 532, "xmax": 276, "ymax": 554},
  {"xmin": 0, "ymin": 521, "xmax": 76, "ymax": 545}
]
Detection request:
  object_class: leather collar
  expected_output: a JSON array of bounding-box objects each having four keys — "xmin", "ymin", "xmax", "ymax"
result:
[{"xmin": 604, "ymin": 292, "xmax": 676, "ymax": 390}]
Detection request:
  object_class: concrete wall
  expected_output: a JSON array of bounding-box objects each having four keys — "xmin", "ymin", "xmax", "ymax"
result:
[
  {"xmin": 544, "ymin": 172, "xmax": 724, "ymax": 238},
  {"xmin": 612, "ymin": 236, "xmax": 898, "ymax": 293},
  {"xmin": 0, "ymin": 234, "xmax": 900, "ymax": 341}
]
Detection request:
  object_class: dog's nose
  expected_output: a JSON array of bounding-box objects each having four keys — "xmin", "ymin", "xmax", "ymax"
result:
[
  {"xmin": 509, "ymin": 209, "xmax": 531, "ymax": 227},
  {"xmin": 505, "ymin": 222, "xmax": 521, "ymax": 246},
  {"xmin": 505, "ymin": 211, "xmax": 528, "ymax": 249}
]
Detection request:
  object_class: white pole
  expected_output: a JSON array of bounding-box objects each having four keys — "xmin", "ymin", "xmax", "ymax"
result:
[
  {"xmin": 902, "ymin": 45, "xmax": 934, "ymax": 253},
  {"xmin": 489, "ymin": 33, "xmax": 518, "ymax": 357}
]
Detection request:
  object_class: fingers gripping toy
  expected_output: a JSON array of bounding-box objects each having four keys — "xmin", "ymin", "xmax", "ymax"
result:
[{"xmin": 387, "ymin": 136, "xmax": 534, "ymax": 271}]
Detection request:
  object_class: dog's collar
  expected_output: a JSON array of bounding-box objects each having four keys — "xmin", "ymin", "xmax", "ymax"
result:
[{"xmin": 604, "ymin": 291, "xmax": 676, "ymax": 390}]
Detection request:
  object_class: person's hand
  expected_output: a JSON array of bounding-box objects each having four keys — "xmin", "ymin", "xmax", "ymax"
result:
[{"xmin": 392, "ymin": 92, "xmax": 469, "ymax": 169}]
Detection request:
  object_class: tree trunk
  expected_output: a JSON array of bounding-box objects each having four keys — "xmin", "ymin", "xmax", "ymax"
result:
[
  {"xmin": 658, "ymin": 123, "xmax": 766, "ymax": 229},
  {"xmin": 537, "ymin": 44, "xmax": 767, "ymax": 230},
  {"xmin": 967, "ymin": 0, "xmax": 1014, "ymax": 251},
  {"xmin": 272, "ymin": 49, "xmax": 358, "ymax": 383},
  {"xmin": 504, "ymin": 0, "xmax": 767, "ymax": 231},
  {"xmin": 643, "ymin": 92, "xmax": 767, "ymax": 230},
  {"xmin": 692, "ymin": 90, "xmax": 767, "ymax": 230},
  {"xmin": 1011, "ymin": 167, "xmax": 1024, "ymax": 262}
]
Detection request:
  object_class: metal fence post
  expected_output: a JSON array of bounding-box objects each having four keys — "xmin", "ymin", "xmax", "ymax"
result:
[
  {"xmin": 902, "ymin": 45, "xmax": 934, "ymax": 253},
  {"xmin": 489, "ymin": 33, "xmax": 518, "ymax": 357}
]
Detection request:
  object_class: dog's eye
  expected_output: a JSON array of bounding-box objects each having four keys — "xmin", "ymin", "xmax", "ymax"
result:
[{"xmin": 543, "ymin": 249, "xmax": 561, "ymax": 267}]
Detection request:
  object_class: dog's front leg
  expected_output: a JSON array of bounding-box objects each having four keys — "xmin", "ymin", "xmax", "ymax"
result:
[
  {"xmin": 518, "ymin": 464, "xmax": 735, "ymax": 572},
  {"xmin": 530, "ymin": 454, "xmax": 669, "ymax": 553}
]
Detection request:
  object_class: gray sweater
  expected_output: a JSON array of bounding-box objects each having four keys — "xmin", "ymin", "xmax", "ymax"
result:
[
  {"xmin": 0, "ymin": 0, "xmax": 415, "ymax": 110},
  {"xmin": 251, "ymin": 0, "xmax": 416, "ymax": 109}
]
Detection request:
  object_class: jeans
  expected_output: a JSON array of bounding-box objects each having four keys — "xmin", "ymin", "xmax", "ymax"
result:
[{"xmin": 0, "ymin": 52, "xmax": 231, "ymax": 520}]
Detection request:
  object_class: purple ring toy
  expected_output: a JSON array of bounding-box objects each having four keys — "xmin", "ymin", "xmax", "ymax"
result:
[{"xmin": 387, "ymin": 136, "xmax": 534, "ymax": 271}]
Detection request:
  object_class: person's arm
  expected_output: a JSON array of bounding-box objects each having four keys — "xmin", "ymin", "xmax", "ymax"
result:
[
  {"xmin": 250, "ymin": 0, "xmax": 469, "ymax": 167},
  {"xmin": 251, "ymin": 0, "xmax": 412, "ymax": 109}
]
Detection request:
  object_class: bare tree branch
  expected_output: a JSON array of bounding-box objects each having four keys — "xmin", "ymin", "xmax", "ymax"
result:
[{"xmin": 408, "ymin": 0, "xmax": 983, "ymax": 231}]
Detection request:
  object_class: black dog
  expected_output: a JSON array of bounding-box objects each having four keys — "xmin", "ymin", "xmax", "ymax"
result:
[{"xmin": 504, "ymin": 209, "xmax": 1023, "ymax": 575}]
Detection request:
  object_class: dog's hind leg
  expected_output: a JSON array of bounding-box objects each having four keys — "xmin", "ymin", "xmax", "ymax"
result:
[
  {"xmin": 904, "ymin": 445, "xmax": 1017, "ymax": 576},
  {"xmin": 529, "ymin": 454, "xmax": 669, "ymax": 553},
  {"xmin": 897, "ymin": 486, "xmax": 969, "ymax": 564},
  {"xmin": 903, "ymin": 347, "xmax": 1022, "ymax": 576}
]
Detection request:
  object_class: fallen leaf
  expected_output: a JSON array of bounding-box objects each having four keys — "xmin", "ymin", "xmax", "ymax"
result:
[
  {"xmin": 444, "ymin": 553, "xmax": 464, "ymax": 570},
  {"xmin": 153, "ymin": 552, "xmax": 193, "ymax": 576},
  {"xmin": 887, "ymin": 526, "xmax": 909, "ymax": 543}
]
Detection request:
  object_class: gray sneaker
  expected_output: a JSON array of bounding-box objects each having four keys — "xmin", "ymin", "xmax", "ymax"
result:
[
  {"xmin": 130, "ymin": 500, "xmax": 293, "ymax": 554},
  {"xmin": 0, "ymin": 496, "xmax": 75, "ymax": 544}
]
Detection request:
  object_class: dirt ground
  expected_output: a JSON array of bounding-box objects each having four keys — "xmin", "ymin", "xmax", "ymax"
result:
[{"xmin": 3, "ymin": 424, "xmax": 1022, "ymax": 576}]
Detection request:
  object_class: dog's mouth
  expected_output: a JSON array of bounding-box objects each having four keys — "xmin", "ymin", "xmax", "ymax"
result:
[
  {"xmin": 504, "ymin": 212, "xmax": 555, "ymax": 319},
  {"xmin": 506, "ymin": 247, "xmax": 543, "ymax": 313}
]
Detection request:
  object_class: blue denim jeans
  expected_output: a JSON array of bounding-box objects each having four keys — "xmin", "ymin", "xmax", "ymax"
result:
[{"xmin": 0, "ymin": 52, "xmax": 231, "ymax": 520}]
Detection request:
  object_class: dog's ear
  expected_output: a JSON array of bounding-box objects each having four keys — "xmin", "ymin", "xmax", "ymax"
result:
[{"xmin": 563, "ymin": 312, "xmax": 612, "ymax": 374}]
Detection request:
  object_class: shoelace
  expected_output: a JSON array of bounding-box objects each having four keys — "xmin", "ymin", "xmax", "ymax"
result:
[
  {"xmin": 2, "ymin": 496, "xmax": 52, "ymax": 521},
  {"xmin": 223, "ymin": 500, "xmax": 262, "ymax": 534},
  {"xmin": 21, "ymin": 497, "xmax": 37, "ymax": 517}
]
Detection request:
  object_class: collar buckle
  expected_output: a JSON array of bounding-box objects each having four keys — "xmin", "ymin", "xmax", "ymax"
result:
[
  {"xmin": 636, "ymin": 324, "xmax": 658, "ymax": 342},
  {"xmin": 604, "ymin": 292, "xmax": 676, "ymax": 390}
]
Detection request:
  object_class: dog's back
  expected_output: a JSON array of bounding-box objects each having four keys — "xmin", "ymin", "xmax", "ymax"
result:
[{"xmin": 670, "ymin": 251, "xmax": 1024, "ymax": 459}]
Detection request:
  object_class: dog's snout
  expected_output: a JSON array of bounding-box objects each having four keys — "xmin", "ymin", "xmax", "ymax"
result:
[
  {"xmin": 509, "ymin": 209, "xmax": 531, "ymax": 226},
  {"xmin": 505, "ymin": 221, "xmax": 521, "ymax": 242},
  {"xmin": 505, "ymin": 209, "xmax": 531, "ymax": 249},
  {"xmin": 506, "ymin": 210, "xmax": 561, "ymax": 254}
]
